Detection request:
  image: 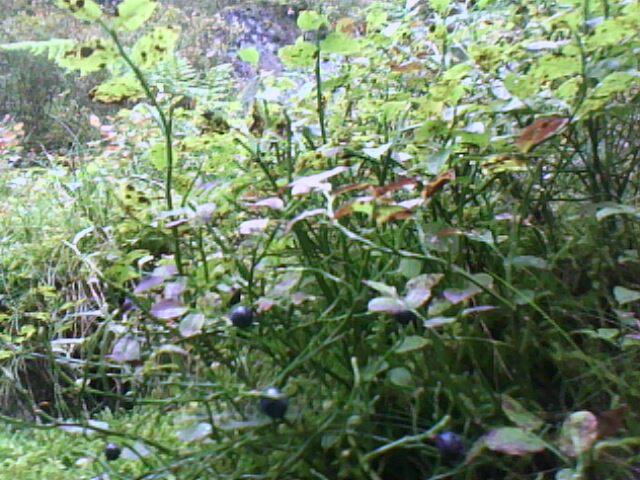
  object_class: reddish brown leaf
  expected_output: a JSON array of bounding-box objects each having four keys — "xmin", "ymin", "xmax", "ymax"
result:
[
  {"xmin": 372, "ymin": 177, "xmax": 419, "ymax": 197},
  {"xmin": 334, "ymin": 183, "xmax": 371, "ymax": 196},
  {"xmin": 375, "ymin": 206, "xmax": 413, "ymax": 225},
  {"xmin": 516, "ymin": 117, "xmax": 569, "ymax": 153},
  {"xmin": 597, "ymin": 406, "xmax": 628, "ymax": 438},
  {"xmin": 390, "ymin": 61, "xmax": 423, "ymax": 73},
  {"xmin": 422, "ymin": 170, "xmax": 455, "ymax": 200}
]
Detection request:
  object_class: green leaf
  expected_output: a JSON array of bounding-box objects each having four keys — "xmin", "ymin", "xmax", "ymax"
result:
[
  {"xmin": 388, "ymin": 367, "xmax": 413, "ymax": 387},
  {"xmin": 297, "ymin": 10, "xmax": 327, "ymax": 32},
  {"xmin": 505, "ymin": 255, "xmax": 549, "ymax": 270},
  {"xmin": 395, "ymin": 335, "xmax": 430, "ymax": 354},
  {"xmin": 363, "ymin": 280, "xmax": 399, "ymax": 298},
  {"xmin": 596, "ymin": 204, "xmax": 639, "ymax": 221},
  {"xmin": 429, "ymin": 0, "xmax": 451, "ymax": 14},
  {"xmin": 279, "ymin": 39, "xmax": 316, "ymax": 68},
  {"xmin": 90, "ymin": 76, "xmax": 145, "ymax": 103},
  {"xmin": 238, "ymin": 47, "xmax": 260, "ymax": 66},
  {"xmin": 613, "ymin": 286, "xmax": 640, "ymax": 305},
  {"xmin": 131, "ymin": 26, "xmax": 180, "ymax": 69},
  {"xmin": 57, "ymin": 38, "xmax": 118, "ymax": 76},
  {"xmin": 320, "ymin": 32, "xmax": 362, "ymax": 55},
  {"xmin": 485, "ymin": 427, "xmax": 546, "ymax": 456},
  {"xmin": 501, "ymin": 395, "xmax": 544, "ymax": 431},
  {"xmin": 114, "ymin": 0, "xmax": 158, "ymax": 31},
  {"xmin": 56, "ymin": 0, "xmax": 102, "ymax": 22}
]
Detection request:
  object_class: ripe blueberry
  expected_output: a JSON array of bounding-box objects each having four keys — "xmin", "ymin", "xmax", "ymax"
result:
[
  {"xmin": 393, "ymin": 310, "xmax": 418, "ymax": 326},
  {"xmin": 230, "ymin": 305, "xmax": 254, "ymax": 328},
  {"xmin": 260, "ymin": 387, "xmax": 288, "ymax": 420},
  {"xmin": 434, "ymin": 431, "xmax": 466, "ymax": 461},
  {"xmin": 105, "ymin": 443, "xmax": 121, "ymax": 461}
]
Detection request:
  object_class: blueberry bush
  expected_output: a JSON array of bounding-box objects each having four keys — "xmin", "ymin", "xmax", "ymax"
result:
[{"xmin": 0, "ymin": 0, "xmax": 639, "ymax": 478}]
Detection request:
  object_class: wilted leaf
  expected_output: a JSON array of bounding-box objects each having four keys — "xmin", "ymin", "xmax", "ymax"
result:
[
  {"xmin": 372, "ymin": 177, "xmax": 418, "ymax": 197},
  {"xmin": 501, "ymin": 395, "xmax": 544, "ymax": 431},
  {"xmin": 110, "ymin": 336, "xmax": 141, "ymax": 363},
  {"xmin": 559, "ymin": 411, "xmax": 599, "ymax": 457},
  {"xmin": 179, "ymin": 313, "xmax": 205, "ymax": 338},
  {"xmin": 485, "ymin": 427, "xmax": 546, "ymax": 456},
  {"xmin": 375, "ymin": 206, "xmax": 413, "ymax": 225},
  {"xmin": 422, "ymin": 170, "xmax": 455, "ymax": 200},
  {"xmin": 151, "ymin": 299, "xmax": 188, "ymax": 320},
  {"xmin": 597, "ymin": 406, "xmax": 627, "ymax": 438},
  {"xmin": 516, "ymin": 117, "xmax": 569, "ymax": 153}
]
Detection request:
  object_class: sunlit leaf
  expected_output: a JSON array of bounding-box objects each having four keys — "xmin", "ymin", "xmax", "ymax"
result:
[
  {"xmin": 297, "ymin": 10, "xmax": 327, "ymax": 31},
  {"xmin": 238, "ymin": 47, "xmax": 260, "ymax": 66},
  {"xmin": 56, "ymin": 0, "xmax": 102, "ymax": 21},
  {"xmin": 114, "ymin": 0, "xmax": 157, "ymax": 31},
  {"xmin": 279, "ymin": 39, "xmax": 316, "ymax": 68}
]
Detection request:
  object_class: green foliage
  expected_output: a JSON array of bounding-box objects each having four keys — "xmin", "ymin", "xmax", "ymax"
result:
[{"xmin": 1, "ymin": 0, "xmax": 640, "ymax": 479}]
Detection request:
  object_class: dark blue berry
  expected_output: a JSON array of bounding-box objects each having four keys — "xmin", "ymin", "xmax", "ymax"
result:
[
  {"xmin": 260, "ymin": 387, "xmax": 288, "ymax": 420},
  {"xmin": 230, "ymin": 305, "xmax": 254, "ymax": 328},
  {"xmin": 105, "ymin": 443, "xmax": 121, "ymax": 461},
  {"xmin": 393, "ymin": 310, "xmax": 418, "ymax": 326},
  {"xmin": 434, "ymin": 431, "xmax": 466, "ymax": 461}
]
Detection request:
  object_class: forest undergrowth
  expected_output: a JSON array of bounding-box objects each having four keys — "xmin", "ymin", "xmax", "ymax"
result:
[{"xmin": 0, "ymin": 0, "xmax": 639, "ymax": 478}]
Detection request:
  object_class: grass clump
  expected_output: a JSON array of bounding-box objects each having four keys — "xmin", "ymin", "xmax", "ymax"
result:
[{"xmin": 0, "ymin": 0, "xmax": 639, "ymax": 479}]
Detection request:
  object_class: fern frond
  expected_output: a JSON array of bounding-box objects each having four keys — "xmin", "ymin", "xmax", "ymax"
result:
[{"xmin": 0, "ymin": 39, "xmax": 75, "ymax": 62}]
